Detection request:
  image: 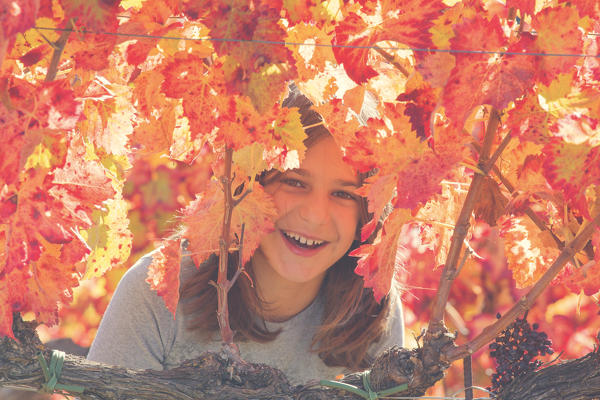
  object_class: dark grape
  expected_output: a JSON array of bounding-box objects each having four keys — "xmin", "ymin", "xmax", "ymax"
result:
[{"xmin": 488, "ymin": 313, "xmax": 554, "ymax": 394}]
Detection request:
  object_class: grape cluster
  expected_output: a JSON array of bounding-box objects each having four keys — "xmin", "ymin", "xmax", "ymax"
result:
[{"xmin": 488, "ymin": 313, "xmax": 553, "ymax": 393}]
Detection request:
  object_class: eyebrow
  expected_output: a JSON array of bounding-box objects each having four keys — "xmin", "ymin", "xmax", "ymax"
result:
[{"xmin": 287, "ymin": 168, "xmax": 360, "ymax": 188}]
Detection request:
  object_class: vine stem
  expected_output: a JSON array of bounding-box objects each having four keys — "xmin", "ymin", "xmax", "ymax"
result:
[
  {"xmin": 216, "ymin": 147, "xmax": 240, "ymax": 358},
  {"xmin": 445, "ymin": 211, "xmax": 600, "ymax": 362},
  {"xmin": 45, "ymin": 18, "xmax": 73, "ymax": 82},
  {"xmin": 426, "ymin": 108, "xmax": 501, "ymax": 335}
]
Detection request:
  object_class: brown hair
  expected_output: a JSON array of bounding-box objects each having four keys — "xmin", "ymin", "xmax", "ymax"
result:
[{"xmin": 180, "ymin": 85, "xmax": 393, "ymax": 370}]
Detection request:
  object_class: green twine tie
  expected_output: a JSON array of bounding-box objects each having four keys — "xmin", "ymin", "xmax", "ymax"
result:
[
  {"xmin": 37, "ymin": 350, "xmax": 85, "ymax": 394},
  {"xmin": 320, "ymin": 370, "xmax": 408, "ymax": 399}
]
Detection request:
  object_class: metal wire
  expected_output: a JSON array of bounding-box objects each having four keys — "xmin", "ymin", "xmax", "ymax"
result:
[{"xmin": 33, "ymin": 26, "xmax": 600, "ymax": 59}]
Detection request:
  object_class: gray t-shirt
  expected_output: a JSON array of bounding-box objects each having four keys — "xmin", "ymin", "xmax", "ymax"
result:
[{"xmin": 87, "ymin": 252, "xmax": 404, "ymax": 385}]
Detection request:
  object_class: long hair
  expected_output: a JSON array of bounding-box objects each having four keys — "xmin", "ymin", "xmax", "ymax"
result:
[{"xmin": 180, "ymin": 85, "xmax": 393, "ymax": 370}]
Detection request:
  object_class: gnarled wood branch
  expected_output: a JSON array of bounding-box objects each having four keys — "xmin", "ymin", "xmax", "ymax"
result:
[{"xmin": 0, "ymin": 316, "xmax": 449, "ymax": 400}]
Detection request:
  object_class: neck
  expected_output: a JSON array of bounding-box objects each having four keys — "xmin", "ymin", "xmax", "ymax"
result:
[{"xmin": 251, "ymin": 250, "xmax": 325, "ymax": 322}]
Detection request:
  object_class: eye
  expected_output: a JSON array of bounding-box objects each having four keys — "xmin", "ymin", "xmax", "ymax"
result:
[
  {"xmin": 333, "ymin": 191, "xmax": 357, "ymax": 201},
  {"xmin": 281, "ymin": 178, "xmax": 305, "ymax": 188}
]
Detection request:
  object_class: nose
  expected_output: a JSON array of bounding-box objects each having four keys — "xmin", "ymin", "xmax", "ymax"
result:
[{"xmin": 297, "ymin": 190, "xmax": 331, "ymax": 226}]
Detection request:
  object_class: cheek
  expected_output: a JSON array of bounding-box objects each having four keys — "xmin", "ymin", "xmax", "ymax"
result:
[
  {"xmin": 271, "ymin": 192, "xmax": 296, "ymax": 219},
  {"xmin": 341, "ymin": 208, "xmax": 361, "ymax": 243}
]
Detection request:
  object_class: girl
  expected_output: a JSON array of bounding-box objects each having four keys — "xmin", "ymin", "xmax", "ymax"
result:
[{"xmin": 87, "ymin": 86, "xmax": 404, "ymax": 385}]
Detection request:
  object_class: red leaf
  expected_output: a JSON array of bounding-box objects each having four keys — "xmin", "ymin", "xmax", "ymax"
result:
[
  {"xmin": 0, "ymin": 280, "xmax": 15, "ymax": 340},
  {"xmin": 415, "ymin": 52, "xmax": 455, "ymax": 88},
  {"xmin": 50, "ymin": 138, "xmax": 117, "ymax": 227},
  {"xmin": 397, "ymin": 83, "xmax": 438, "ymax": 141},
  {"xmin": 443, "ymin": 17, "xmax": 536, "ymax": 124},
  {"xmin": 542, "ymin": 140, "xmax": 600, "ymax": 218},
  {"xmin": 332, "ymin": 1, "xmax": 445, "ymax": 84},
  {"xmin": 60, "ymin": 0, "xmax": 120, "ymax": 31},
  {"xmin": 351, "ymin": 208, "xmax": 411, "ymax": 302},
  {"xmin": 504, "ymin": 90, "xmax": 552, "ymax": 143},
  {"xmin": 71, "ymin": 34, "xmax": 118, "ymax": 71},
  {"xmin": 19, "ymin": 44, "xmax": 51, "ymax": 66},
  {"xmin": 0, "ymin": 0, "xmax": 39, "ymax": 46},
  {"xmin": 506, "ymin": 0, "xmax": 535, "ymax": 16},
  {"xmin": 379, "ymin": 0, "xmax": 445, "ymax": 48},
  {"xmin": 147, "ymin": 238, "xmax": 182, "ymax": 316},
  {"xmin": 332, "ymin": 13, "xmax": 379, "ymax": 84}
]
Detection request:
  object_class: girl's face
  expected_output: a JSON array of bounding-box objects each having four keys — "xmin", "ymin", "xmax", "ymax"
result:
[{"xmin": 254, "ymin": 135, "xmax": 360, "ymax": 290}]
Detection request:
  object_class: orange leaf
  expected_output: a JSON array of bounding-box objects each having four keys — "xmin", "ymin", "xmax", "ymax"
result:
[
  {"xmin": 147, "ymin": 237, "xmax": 182, "ymax": 316},
  {"xmin": 532, "ymin": 6, "xmax": 583, "ymax": 85},
  {"xmin": 184, "ymin": 173, "xmax": 277, "ymax": 268}
]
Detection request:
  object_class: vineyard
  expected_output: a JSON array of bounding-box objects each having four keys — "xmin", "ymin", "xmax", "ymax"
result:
[{"xmin": 1, "ymin": 0, "xmax": 600, "ymax": 399}]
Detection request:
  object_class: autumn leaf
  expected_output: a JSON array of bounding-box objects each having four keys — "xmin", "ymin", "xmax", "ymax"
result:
[
  {"xmin": 397, "ymin": 80, "xmax": 438, "ymax": 141},
  {"xmin": 270, "ymin": 107, "xmax": 306, "ymax": 166},
  {"xmin": 499, "ymin": 215, "xmax": 561, "ymax": 288},
  {"xmin": 332, "ymin": 13, "xmax": 378, "ymax": 84},
  {"xmin": 160, "ymin": 52, "xmax": 229, "ymax": 142},
  {"xmin": 147, "ymin": 237, "xmax": 182, "ymax": 316},
  {"xmin": 131, "ymin": 108, "xmax": 176, "ymax": 154},
  {"xmin": 504, "ymin": 91, "xmax": 552, "ymax": 143},
  {"xmin": 81, "ymin": 197, "xmax": 132, "ymax": 279},
  {"xmin": 332, "ymin": 1, "xmax": 445, "ymax": 84},
  {"xmin": 4, "ymin": 168, "xmax": 71, "ymax": 274},
  {"xmin": 442, "ymin": 16, "xmax": 537, "ymax": 125},
  {"xmin": 247, "ymin": 63, "xmax": 294, "ymax": 114},
  {"xmin": 532, "ymin": 6, "xmax": 583, "ymax": 85},
  {"xmin": 234, "ymin": 143, "xmax": 268, "ymax": 178},
  {"xmin": 542, "ymin": 139, "xmax": 600, "ymax": 218},
  {"xmin": 506, "ymin": 0, "xmax": 535, "ymax": 16},
  {"xmin": 0, "ymin": 0, "xmax": 39, "ymax": 52},
  {"xmin": 0, "ymin": 277, "xmax": 15, "ymax": 339},
  {"xmin": 351, "ymin": 208, "xmax": 412, "ymax": 302},
  {"xmin": 286, "ymin": 22, "xmax": 335, "ymax": 82},
  {"xmin": 70, "ymin": 33, "xmax": 118, "ymax": 71},
  {"xmin": 358, "ymin": 173, "xmax": 396, "ymax": 241},
  {"xmin": 312, "ymin": 98, "xmax": 362, "ymax": 148},
  {"xmin": 473, "ymin": 176, "xmax": 508, "ymax": 226},
  {"xmin": 184, "ymin": 174, "xmax": 277, "ymax": 268},
  {"xmin": 78, "ymin": 81, "xmax": 133, "ymax": 156},
  {"xmin": 232, "ymin": 182, "xmax": 278, "ymax": 265},
  {"xmin": 415, "ymin": 51, "xmax": 455, "ymax": 89},
  {"xmin": 49, "ymin": 137, "xmax": 117, "ymax": 227},
  {"xmin": 379, "ymin": 0, "xmax": 445, "ymax": 48},
  {"xmin": 25, "ymin": 243, "xmax": 80, "ymax": 325},
  {"xmin": 19, "ymin": 44, "xmax": 51, "ymax": 67},
  {"xmin": 60, "ymin": 0, "xmax": 120, "ymax": 31}
]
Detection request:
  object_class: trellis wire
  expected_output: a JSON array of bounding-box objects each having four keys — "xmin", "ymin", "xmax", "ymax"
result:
[{"xmin": 33, "ymin": 26, "xmax": 600, "ymax": 59}]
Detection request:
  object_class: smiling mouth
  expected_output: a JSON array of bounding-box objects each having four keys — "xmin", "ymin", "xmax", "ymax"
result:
[{"xmin": 281, "ymin": 230, "xmax": 327, "ymax": 249}]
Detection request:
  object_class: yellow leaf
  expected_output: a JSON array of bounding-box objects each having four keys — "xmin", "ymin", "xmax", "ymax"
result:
[
  {"xmin": 120, "ymin": 0, "xmax": 145, "ymax": 10},
  {"xmin": 233, "ymin": 143, "xmax": 268, "ymax": 178},
  {"xmin": 247, "ymin": 63, "xmax": 291, "ymax": 114},
  {"xmin": 274, "ymin": 108, "xmax": 307, "ymax": 166},
  {"xmin": 539, "ymin": 73, "xmax": 573, "ymax": 103},
  {"xmin": 81, "ymin": 198, "xmax": 132, "ymax": 279}
]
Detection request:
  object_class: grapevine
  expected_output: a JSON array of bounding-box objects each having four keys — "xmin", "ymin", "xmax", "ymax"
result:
[{"xmin": 0, "ymin": 0, "xmax": 600, "ymax": 398}]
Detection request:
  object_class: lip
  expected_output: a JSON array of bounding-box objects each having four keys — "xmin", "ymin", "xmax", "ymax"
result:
[{"xmin": 279, "ymin": 229, "xmax": 328, "ymax": 257}]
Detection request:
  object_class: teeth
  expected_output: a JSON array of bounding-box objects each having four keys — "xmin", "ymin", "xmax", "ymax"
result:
[{"xmin": 284, "ymin": 231, "xmax": 324, "ymax": 246}]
